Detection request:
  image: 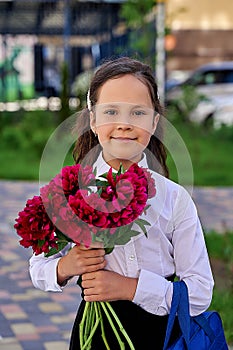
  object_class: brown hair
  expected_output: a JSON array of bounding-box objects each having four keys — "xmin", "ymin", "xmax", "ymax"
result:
[{"xmin": 73, "ymin": 57, "xmax": 169, "ymax": 177}]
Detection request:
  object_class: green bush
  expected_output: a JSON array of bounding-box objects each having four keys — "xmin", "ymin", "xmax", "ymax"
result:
[
  {"xmin": 0, "ymin": 110, "xmax": 75, "ymax": 179},
  {"xmin": 166, "ymin": 117, "xmax": 233, "ymax": 186},
  {"xmin": 1, "ymin": 110, "xmax": 57, "ymax": 156},
  {"xmin": 2, "ymin": 124, "xmax": 26, "ymax": 149}
]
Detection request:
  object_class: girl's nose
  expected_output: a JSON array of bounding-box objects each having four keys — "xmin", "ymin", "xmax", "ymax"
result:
[
  {"xmin": 116, "ymin": 114, "xmax": 133, "ymax": 129},
  {"xmin": 116, "ymin": 122, "xmax": 133, "ymax": 130}
]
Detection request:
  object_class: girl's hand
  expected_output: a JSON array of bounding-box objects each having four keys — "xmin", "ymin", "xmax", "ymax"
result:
[
  {"xmin": 81, "ymin": 270, "xmax": 138, "ymax": 302},
  {"xmin": 57, "ymin": 245, "xmax": 106, "ymax": 285}
]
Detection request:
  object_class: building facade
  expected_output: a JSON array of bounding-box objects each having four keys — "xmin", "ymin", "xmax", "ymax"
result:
[{"xmin": 166, "ymin": 0, "xmax": 233, "ymax": 71}]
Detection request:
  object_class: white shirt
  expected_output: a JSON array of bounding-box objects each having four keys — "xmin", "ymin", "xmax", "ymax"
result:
[{"xmin": 29, "ymin": 153, "xmax": 214, "ymax": 316}]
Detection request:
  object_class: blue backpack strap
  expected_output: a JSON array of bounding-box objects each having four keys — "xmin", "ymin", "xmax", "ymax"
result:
[
  {"xmin": 176, "ymin": 281, "xmax": 190, "ymax": 347},
  {"xmin": 163, "ymin": 281, "xmax": 181, "ymax": 350},
  {"xmin": 193, "ymin": 313, "xmax": 215, "ymax": 342},
  {"xmin": 163, "ymin": 281, "xmax": 190, "ymax": 350},
  {"xmin": 163, "ymin": 281, "xmax": 191, "ymax": 350}
]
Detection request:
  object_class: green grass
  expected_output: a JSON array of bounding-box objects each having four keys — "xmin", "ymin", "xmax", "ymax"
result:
[
  {"xmin": 211, "ymin": 289, "xmax": 233, "ymax": 344},
  {"xmin": 166, "ymin": 120, "xmax": 233, "ymax": 186},
  {"xmin": 0, "ymin": 150, "xmax": 40, "ymax": 180},
  {"xmin": 205, "ymin": 231, "xmax": 233, "ymax": 261},
  {"xmin": 205, "ymin": 231, "xmax": 233, "ymax": 344}
]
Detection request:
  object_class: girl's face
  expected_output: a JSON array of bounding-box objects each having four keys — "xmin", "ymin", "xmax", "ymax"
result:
[{"xmin": 90, "ymin": 74, "xmax": 159, "ymax": 170}]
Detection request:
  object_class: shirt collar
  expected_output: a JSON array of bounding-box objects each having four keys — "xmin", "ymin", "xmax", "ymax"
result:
[{"xmin": 93, "ymin": 152, "xmax": 148, "ymax": 177}]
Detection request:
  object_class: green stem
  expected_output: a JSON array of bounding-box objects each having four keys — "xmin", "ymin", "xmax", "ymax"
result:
[
  {"xmin": 100, "ymin": 302, "xmax": 125, "ymax": 350},
  {"xmin": 105, "ymin": 302, "xmax": 136, "ymax": 350},
  {"xmin": 97, "ymin": 302, "xmax": 111, "ymax": 350},
  {"xmin": 81, "ymin": 308, "xmax": 101, "ymax": 350},
  {"xmin": 80, "ymin": 301, "xmax": 135, "ymax": 350},
  {"xmin": 79, "ymin": 302, "xmax": 90, "ymax": 348},
  {"xmin": 84, "ymin": 302, "xmax": 94, "ymax": 345}
]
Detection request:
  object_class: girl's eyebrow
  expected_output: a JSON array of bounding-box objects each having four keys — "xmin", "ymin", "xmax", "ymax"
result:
[
  {"xmin": 98, "ymin": 104, "xmax": 119, "ymax": 108},
  {"xmin": 131, "ymin": 104, "xmax": 150, "ymax": 109},
  {"xmin": 98, "ymin": 103, "xmax": 151, "ymax": 109}
]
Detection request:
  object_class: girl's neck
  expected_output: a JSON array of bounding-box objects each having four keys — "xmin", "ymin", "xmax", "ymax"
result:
[{"xmin": 103, "ymin": 154, "xmax": 143, "ymax": 171}]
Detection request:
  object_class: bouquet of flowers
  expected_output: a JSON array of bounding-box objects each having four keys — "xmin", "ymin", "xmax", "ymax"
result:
[{"xmin": 15, "ymin": 162, "xmax": 156, "ymax": 350}]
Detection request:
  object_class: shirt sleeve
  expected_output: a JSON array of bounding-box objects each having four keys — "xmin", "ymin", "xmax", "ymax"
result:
[
  {"xmin": 29, "ymin": 243, "xmax": 73, "ymax": 292},
  {"xmin": 133, "ymin": 186, "xmax": 214, "ymax": 317}
]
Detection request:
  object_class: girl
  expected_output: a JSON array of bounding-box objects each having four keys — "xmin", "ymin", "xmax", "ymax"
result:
[{"xmin": 29, "ymin": 57, "xmax": 214, "ymax": 349}]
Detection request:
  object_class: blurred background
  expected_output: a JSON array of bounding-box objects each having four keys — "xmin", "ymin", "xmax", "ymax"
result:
[
  {"xmin": 0, "ymin": 0, "xmax": 233, "ymax": 183},
  {"xmin": 0, "ymin": 1, "xmax": 233, "ymax": 349}
]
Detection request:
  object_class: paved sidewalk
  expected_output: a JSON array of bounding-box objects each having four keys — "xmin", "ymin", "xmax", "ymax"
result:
[
  {"xmin": 0, "ymin": 181, "xmax": 81, "ymax": 350},
  {"xmin": 0, "ymin": 180, "xmax": 232, "ymax": 350},
  {"xmin": 190, "ymin": 186, "xmax": 233, "ymax": 233}
]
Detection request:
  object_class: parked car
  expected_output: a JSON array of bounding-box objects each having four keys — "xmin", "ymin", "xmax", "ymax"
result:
[{"xmin": 166, "ymin": 61, "xmax": 233, "ymax": 127}]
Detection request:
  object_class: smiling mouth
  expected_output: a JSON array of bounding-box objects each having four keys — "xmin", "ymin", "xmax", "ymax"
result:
[{"xmin": 111, "ymin": 137, "xmax": 137, "ymax": 141}]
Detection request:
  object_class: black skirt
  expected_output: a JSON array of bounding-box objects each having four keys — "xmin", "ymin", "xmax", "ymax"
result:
[{"xmin": 69, "ymin": 299, "xmax": 180, "ymax": 350}]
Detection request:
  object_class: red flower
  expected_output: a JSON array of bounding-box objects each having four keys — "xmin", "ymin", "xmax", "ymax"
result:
[
  {"xmin": 15, "ymin": 163, "xmax": 156, "ymax": 255},
  {"xmin": 141, "ymin": 166, "xmax": 156, "ymax": 198},
  {"xmin": 14, "ymin": 196, "xmax": 57, "ymax": 255},
  {"xmin": 69, "ymin": 190, "xmax": 110, "ymax": 228},
  {"xmin": 57, "ymin": 211, "xmax": 93, "ymax": 248},
  {"xmin": 96, "ymin": 164, "xmax": 151, "ymax": 228},
  {"xmin": 60, "ymin": 164, "xmax": 94, "ymax": 196}
]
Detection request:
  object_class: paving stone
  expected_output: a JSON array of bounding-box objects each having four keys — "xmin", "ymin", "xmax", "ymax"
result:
[
  {"xmin": 0, "ymin": 304, "xmax": 28, "ymax": 320},
  {"xmin": 0, "ymin": 337, "xmax": 24, "ymax": 350},
  {"xmin": 44, "ymin": 341, "xmax": 69, "ymax": 350},
  {"xmin": 38, "ymin": 302, "xmax": 64, "ymax": 313}
]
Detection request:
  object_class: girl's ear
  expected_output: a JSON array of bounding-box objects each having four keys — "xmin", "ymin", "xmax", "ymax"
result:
[
  {"xmin": 90, "ymin": 111, "xmax": 96, "ymax": 134},
  {"xmin": 152, "ymin": 113, "xmax": 160, "ymax": 134}
]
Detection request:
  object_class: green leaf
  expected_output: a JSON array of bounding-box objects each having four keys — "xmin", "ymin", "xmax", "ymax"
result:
[
  {"xmin": 114, "ymin": 229, "xmax": 141, "ymax": 245},
  {"xmin": 45, "ymin": 247, "xmax": 61, "ymax": 257},
  {"xmin": 105, "ymin": 247, "xmax": 114, "ymax": 255},
  {"xmin": 93, "ymin": 167, "xmax": 97, "ymax": 177},
  {"xmin": 95, "ymin": 180, "xmax": 108, "ymax": 187},
  {"xmin": 45, "ymin": 240, "xmax": 69, "ymax": 257},
  {"xmin": 57, "ymin": 240, "xmax": 69, "ymax": 249},
  {"xmin": 97, "ymin": 187, "xmax": 103, "ymax": 196},
  {"xmin": 135, "ymin": 218, "xmax": 151, "ymax": 227},
  {"xmin": 134, "ymin": 219, "xmax": 151, "ymax": 237},
  {"xmin": 38, "ymin": 239, "xmax": 45, "ymax": 248},
  {"xmin": 112, "ymin": 172, "xmax": 117, "ymax": 181},
  {"xmin": 98, "ymin": 173, "xmax": 108, "ymax": 180},
  {"xmin": 143, "ymin": 204, "xmax": 150, "ymax": 212},
  {"xmin": 55, "ymin": 229, "xmax": 73, "ymax": 242},
  {"xmin": 117, "ymin": 163, "xmax": 125, "ymax": 175}
]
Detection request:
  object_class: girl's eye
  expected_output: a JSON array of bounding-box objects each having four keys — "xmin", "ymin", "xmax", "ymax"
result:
[
  {"xmin": 103, "ymin": 109, "xmax": 118, "ymax": 116},
  {"xmin": 132, "ymin": 110, "xmax": 146, "ymax": 116}
]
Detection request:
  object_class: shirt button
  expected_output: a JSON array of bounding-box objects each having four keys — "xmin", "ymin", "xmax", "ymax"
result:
[{"xmin": 129, "ymin": 254, "xmax": 135, "ymax": 261}]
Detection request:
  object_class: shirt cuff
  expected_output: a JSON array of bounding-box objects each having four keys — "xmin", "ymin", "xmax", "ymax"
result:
[
  {"xmin": 132, "ymin": 269, "xmax": 173, "ymax": 315},
  {"xmin": 44, "ymin": 258, "xmax": 64, "ymax": 292}
]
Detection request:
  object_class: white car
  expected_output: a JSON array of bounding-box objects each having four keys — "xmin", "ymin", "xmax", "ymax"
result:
[{"xmin": 166, "ymin": 61, "xmax": 233, "ymax": 127}]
